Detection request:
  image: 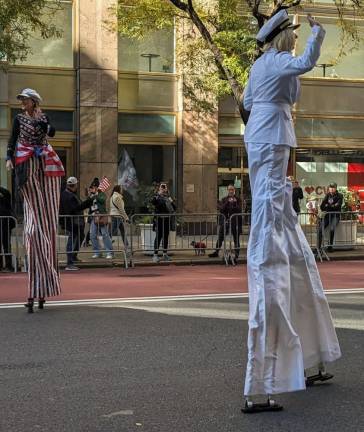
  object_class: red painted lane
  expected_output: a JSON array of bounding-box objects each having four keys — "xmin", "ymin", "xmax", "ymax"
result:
[{"xmin": 0, "ymin": 261, "xmax": 363, "ymax": 304}]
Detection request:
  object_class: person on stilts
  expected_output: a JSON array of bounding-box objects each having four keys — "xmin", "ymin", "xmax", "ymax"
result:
[
  {"xmin": 241, "ymin": 12, "xmax": 341, "ymax": 413},
  {"xmin": 6, "ymin": 88, "xmax": 65, "ymax": 313}
]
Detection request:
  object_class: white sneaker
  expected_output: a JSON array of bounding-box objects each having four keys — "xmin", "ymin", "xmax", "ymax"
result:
[
  {"xmin": 152, "ymin": 254, "xmax": 160, "ymax": 263},
  {"xmin": 162, "ymin": 254, "xmax": 171, "ymax": 262},
  {"xmin": 65, "ymin": 265, "xmax": 80, "ymax": 271},
  {"xmin": 92, "ymin": 254, "xmax": 100, "ymax": 259},
  {"xmin": 106, "ymin": 253, "xmax": 114, "ymax": 259}
]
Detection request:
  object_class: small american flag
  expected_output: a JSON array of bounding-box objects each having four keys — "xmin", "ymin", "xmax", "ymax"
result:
[{"xmin": 98, "ymin": 176, "xmax": 111, "ymax": 192}]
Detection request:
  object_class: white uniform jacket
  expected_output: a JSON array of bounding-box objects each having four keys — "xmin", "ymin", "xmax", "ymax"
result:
[{"xmin": 243, "ymin": 25, "xmax": 325, "ymax": 147}]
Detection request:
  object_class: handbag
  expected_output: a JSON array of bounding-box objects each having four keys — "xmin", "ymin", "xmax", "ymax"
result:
[{"xmin": 94, "ymin": 214, "xmax": 110, "ymax": 227}]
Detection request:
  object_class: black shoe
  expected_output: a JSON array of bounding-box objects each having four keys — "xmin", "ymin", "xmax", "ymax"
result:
[
  {"xmin": 38, "ymin": 298, "xmax": 46, "ymax": 310},
  {"xmin": 306, "ymin": 371, "xmax": 334, "ymax": 387},
  {"xmin": 241, "ymin": 398, "xmax": 283, "ymax": 414},
  {"xmin": 327, "ymin": 246, "xmax": 334, "ymax": 252},
  {"xmin": 208, "ymin": 251, "xmax": 219, "ymax": 258},
  {"xmin": 2, "ymin": 267, "xmax": 14, "ymax": 273},
  {"xmin": 24, "ymin": 298, "xmax": 34, "ymax": 314}
]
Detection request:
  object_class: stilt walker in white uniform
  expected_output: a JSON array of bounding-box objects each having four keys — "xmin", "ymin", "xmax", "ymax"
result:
[{"xmin": 242, "ymin": 12, "xmax": 341, "ymax": 413}]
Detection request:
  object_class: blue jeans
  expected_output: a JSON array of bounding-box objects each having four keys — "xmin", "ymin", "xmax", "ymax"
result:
[
  {"xmin": 90, "ymin": 220, "xmax": 113, "ymax": 255},
  {"xmin": 66, "ymin": 223, "xmax": 85, "ymax": 265},
  {"xmin": 111, "ymin": 217, "xmax": 129, "ymax": 248}
]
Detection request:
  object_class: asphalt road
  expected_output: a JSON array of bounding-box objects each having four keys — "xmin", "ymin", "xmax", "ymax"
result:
[{"xmin": 0, "ymin": 294, "xmax": 363, "ymax": 432}]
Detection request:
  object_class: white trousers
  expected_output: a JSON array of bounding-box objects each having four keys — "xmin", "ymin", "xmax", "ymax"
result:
[{"xmin": 244, "ymin": 142, "xmax": 341, "ymax": 396}]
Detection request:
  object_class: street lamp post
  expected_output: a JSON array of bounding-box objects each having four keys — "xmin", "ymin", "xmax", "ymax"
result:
[{"xmin": 140, "ymin": 53, "xmax": 160, "ymax": 72}]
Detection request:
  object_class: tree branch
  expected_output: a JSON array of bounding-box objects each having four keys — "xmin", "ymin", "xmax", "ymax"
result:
[
  {"xmin": 169, "ymin": 0, "xmax": 189, "ymax": 12},
  {"xmin": 175, "ymin": 0, "xmax": 246, "ymax": 118},
  {"xmin": 271, "ymin": 0, "xmax": 301, "ymax": 17}
]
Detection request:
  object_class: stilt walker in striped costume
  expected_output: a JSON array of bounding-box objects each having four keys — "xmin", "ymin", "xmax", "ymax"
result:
[{"xmin": 6, "ymin": 88, "xmax": 65, "ymax": 313}]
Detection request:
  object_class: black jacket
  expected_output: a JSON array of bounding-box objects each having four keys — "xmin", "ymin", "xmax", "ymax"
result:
[
  {"xmin": 151, "ymin": 194, "xmax": 176, "ymax": 214},
  {"xmin": 60, "ymin": 189, "xmax": 92, "ymax": 227},
  {"xmin": 218, "ymin": 195, "xmax": 242, "ymax": 226},
  {"xmin": 292, "ymin": 186, "xmax": 304, "ymax": 213},
  {"xmin": 320, "ymin": 192, "xmax": 343, "ymax": 213},
  {"xmin": 0, "ymin": 187, "xmax": 12, "ymax": 217}
]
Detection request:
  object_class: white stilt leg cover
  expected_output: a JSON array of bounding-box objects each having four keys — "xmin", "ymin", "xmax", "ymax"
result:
[{"xmin": 244, "ymin": 143, "xmax": 341, "ymax": 396}]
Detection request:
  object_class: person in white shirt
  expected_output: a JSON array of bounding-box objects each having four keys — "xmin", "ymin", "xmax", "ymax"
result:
[
  {"xmin": 242, "ymin": 11, "xmax": 341, "ymax": 413},
  {"xmin": 110, "ymin": 185, "xmax": 129, "ymax": 251}
]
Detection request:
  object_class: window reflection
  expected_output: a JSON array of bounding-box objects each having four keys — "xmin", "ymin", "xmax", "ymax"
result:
[
  {"xmin": 15, "ymin": 1, "xmax": 73, "ymax": 68},
  {"xmin": 296, "ymin": 149, "xmax": 364, "ymax": 211},
  {"xmin": 218, "ymin": 117, "xmax": 245, "ymax": 135},
  {"xmin": 118, "ymin": 113, "xmax": 175, "ymax": 134},
  {"xmin": 119, "ymin": 29, "xmax": 175, "ymax": 73},
  {"xmin": 296, "ymin": 118, "xmax": 364, "ymax": 139},
  {"xmin": 118, "ymin": 144, "xmax": 176, "ymax": 213},
  {"xmin": 296, "ymin": 18, "xmax": 364, "ymax": 79}
]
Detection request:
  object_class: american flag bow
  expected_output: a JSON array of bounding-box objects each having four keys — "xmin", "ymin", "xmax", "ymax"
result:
[{"xmin": 98, "ymin": 176, "xmax": 111, "ymax": 192}]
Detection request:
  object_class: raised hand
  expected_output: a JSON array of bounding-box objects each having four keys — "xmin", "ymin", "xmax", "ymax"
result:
[{"xmin": 307, "ymin": 14, "xmax": 323, "ymax": 29}]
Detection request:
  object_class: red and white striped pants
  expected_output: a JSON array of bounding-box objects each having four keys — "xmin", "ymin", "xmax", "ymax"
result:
[{"xmin": 21, "ymin": 157, "xmax": 61, "ymax": 299}]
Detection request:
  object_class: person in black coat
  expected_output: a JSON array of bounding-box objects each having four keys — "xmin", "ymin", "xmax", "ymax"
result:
[
  {"xmin": 0, "ymin": 186, "xmax": 15, "ymax": 272},
  {"xmin": 292, "ymin": 180, "xmax": 304, "ymax": 214},
  {"xmin": 209, "ymin": 184, "xmax": 243, "ymax": 264},
  {"xmin": 318, "ymin": 182, "xmax": 343, "ymax": 251},
  {"xmin": 59, "ymin": 177, "xmax": 93, "ymax": 270},
  {"xmin": 151, "ymin": 183, "xmax": 176, "ymax": 262}
]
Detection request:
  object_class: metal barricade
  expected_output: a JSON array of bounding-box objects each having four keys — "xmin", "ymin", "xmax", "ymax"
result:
[
  {"xmin": 58, "ymin": 214, "xmax": 128, "ymax": 269},
  {"xmin": 0, "ymin": 216, "xmax": 19, "ymax": 273},
  {"xmin": 129, "ymin": 213, "xmax": 227, "ymax": 266},
  {"xmin": 228, "ymin": 213, "xmax": 250, "ymax": 264},
  {"xmin": 318, "ymin": 211, "xmax": 360, "ymax": 260}
]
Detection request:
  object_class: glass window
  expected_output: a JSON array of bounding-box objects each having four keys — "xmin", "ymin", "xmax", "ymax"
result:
[
  {"xmin": 118, "ymin": 113, "xmax": 175, "ymax": 134},
  {"xmin": 295, "ymin": 18, "xmax": 364, "ymax": 79},
  {"xmin": 295, "ymin": 117, "xmax": 364, "ymax": 139},
  {"xmin": 11, "ymin": 109, "xmax": 74, "ymax": 132},
  {"xmin": 119, "ymin": 28, "xmax": 175, "ymax": 73},
  {"xmin": 295, "ymin": 148, "xmax": 364, "ymax": 211},
  {"xmin": 118, "ymin": 144, "xmax": 176, "ymax": 213},
  {"xmin": 218, "ymin": 147, "xmax": 242, "ymax": 169},
  {"xmin": 15, "ymin": 1, "xmax": 73, "ymax": 68},
  {"xmin": 218, "ymin": 117, "xmax": 245, "ymax": 135},
  {"xmin": 0, "ymin": 106, "xmax": 7, "ymax": 129}
]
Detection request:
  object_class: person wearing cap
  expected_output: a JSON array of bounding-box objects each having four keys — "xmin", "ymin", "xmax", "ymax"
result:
[
  {"xmin": 6, "ymin": 88, "xmax": 65, "ymax": 313},
  {"xmin": 88, "ymin": 182, "xmax": 114, "ymax": 259},
  {"xmin": 318, "ymin": 182, "xmax": 343, "ymax": 252},
  {"xmin": 242, "ymin": 11, "xmax": 341, "ymax": 413},
  {"xmin": 60, "ymin": 177, "xmax": 94, "ymax": 271}
]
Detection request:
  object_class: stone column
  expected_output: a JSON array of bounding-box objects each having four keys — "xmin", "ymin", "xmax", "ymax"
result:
[
  {"xmin": 76, "ymin": 0, "xmax": 118, "ymax": 194},
  {"xmin": 179, "ymin": 111, "xmax": 218, "ymax": 214}
]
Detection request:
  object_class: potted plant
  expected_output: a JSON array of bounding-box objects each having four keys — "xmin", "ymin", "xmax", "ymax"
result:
[{"xmin": 134, "ymin": 183, "xmax": 158, "ymax": 255}]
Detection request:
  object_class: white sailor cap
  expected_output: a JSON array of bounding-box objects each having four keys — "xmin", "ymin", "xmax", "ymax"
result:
[
  {"xmin": 16, "ymin": 88, "xmax": 42, "ymax": 102},
  {"xmin": 256, "ymin": 10, "xmax": 300, "ymax": 46}
]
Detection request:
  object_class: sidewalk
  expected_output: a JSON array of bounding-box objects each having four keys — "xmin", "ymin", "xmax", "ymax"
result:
[
  {"xmin": 56, "ymin": 246, "xmax": 364, "ymax": 268},
  {"xmin": 1, "ymin": 261, "xmax": 363, "ymax": 305}
]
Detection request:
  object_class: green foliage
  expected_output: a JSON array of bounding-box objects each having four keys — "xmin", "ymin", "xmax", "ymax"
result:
[
  {"xmin": 112, "ymin": 0, "xmax": 364, "ymax": 114},
  {"xmin": 0, "ymin": 0, "xmax": 63, "ymax": 65},
  {"xmin": 113, "ymin": 0, "xmax": 257, "ymax": 112}
]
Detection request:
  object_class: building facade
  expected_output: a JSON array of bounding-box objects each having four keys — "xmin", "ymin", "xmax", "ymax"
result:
[{"xmin": 1, "ymin": 1, "xmax": 364, "ymax": 214}]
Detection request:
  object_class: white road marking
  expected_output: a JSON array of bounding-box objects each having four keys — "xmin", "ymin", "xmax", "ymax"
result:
[
  {"xmin": 0, "ymin": 288, "xmax": 363, "ymax": 309},
  {"xmin": 102, "ymin": 410, "xmax": 134, "ymax": 418}
]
